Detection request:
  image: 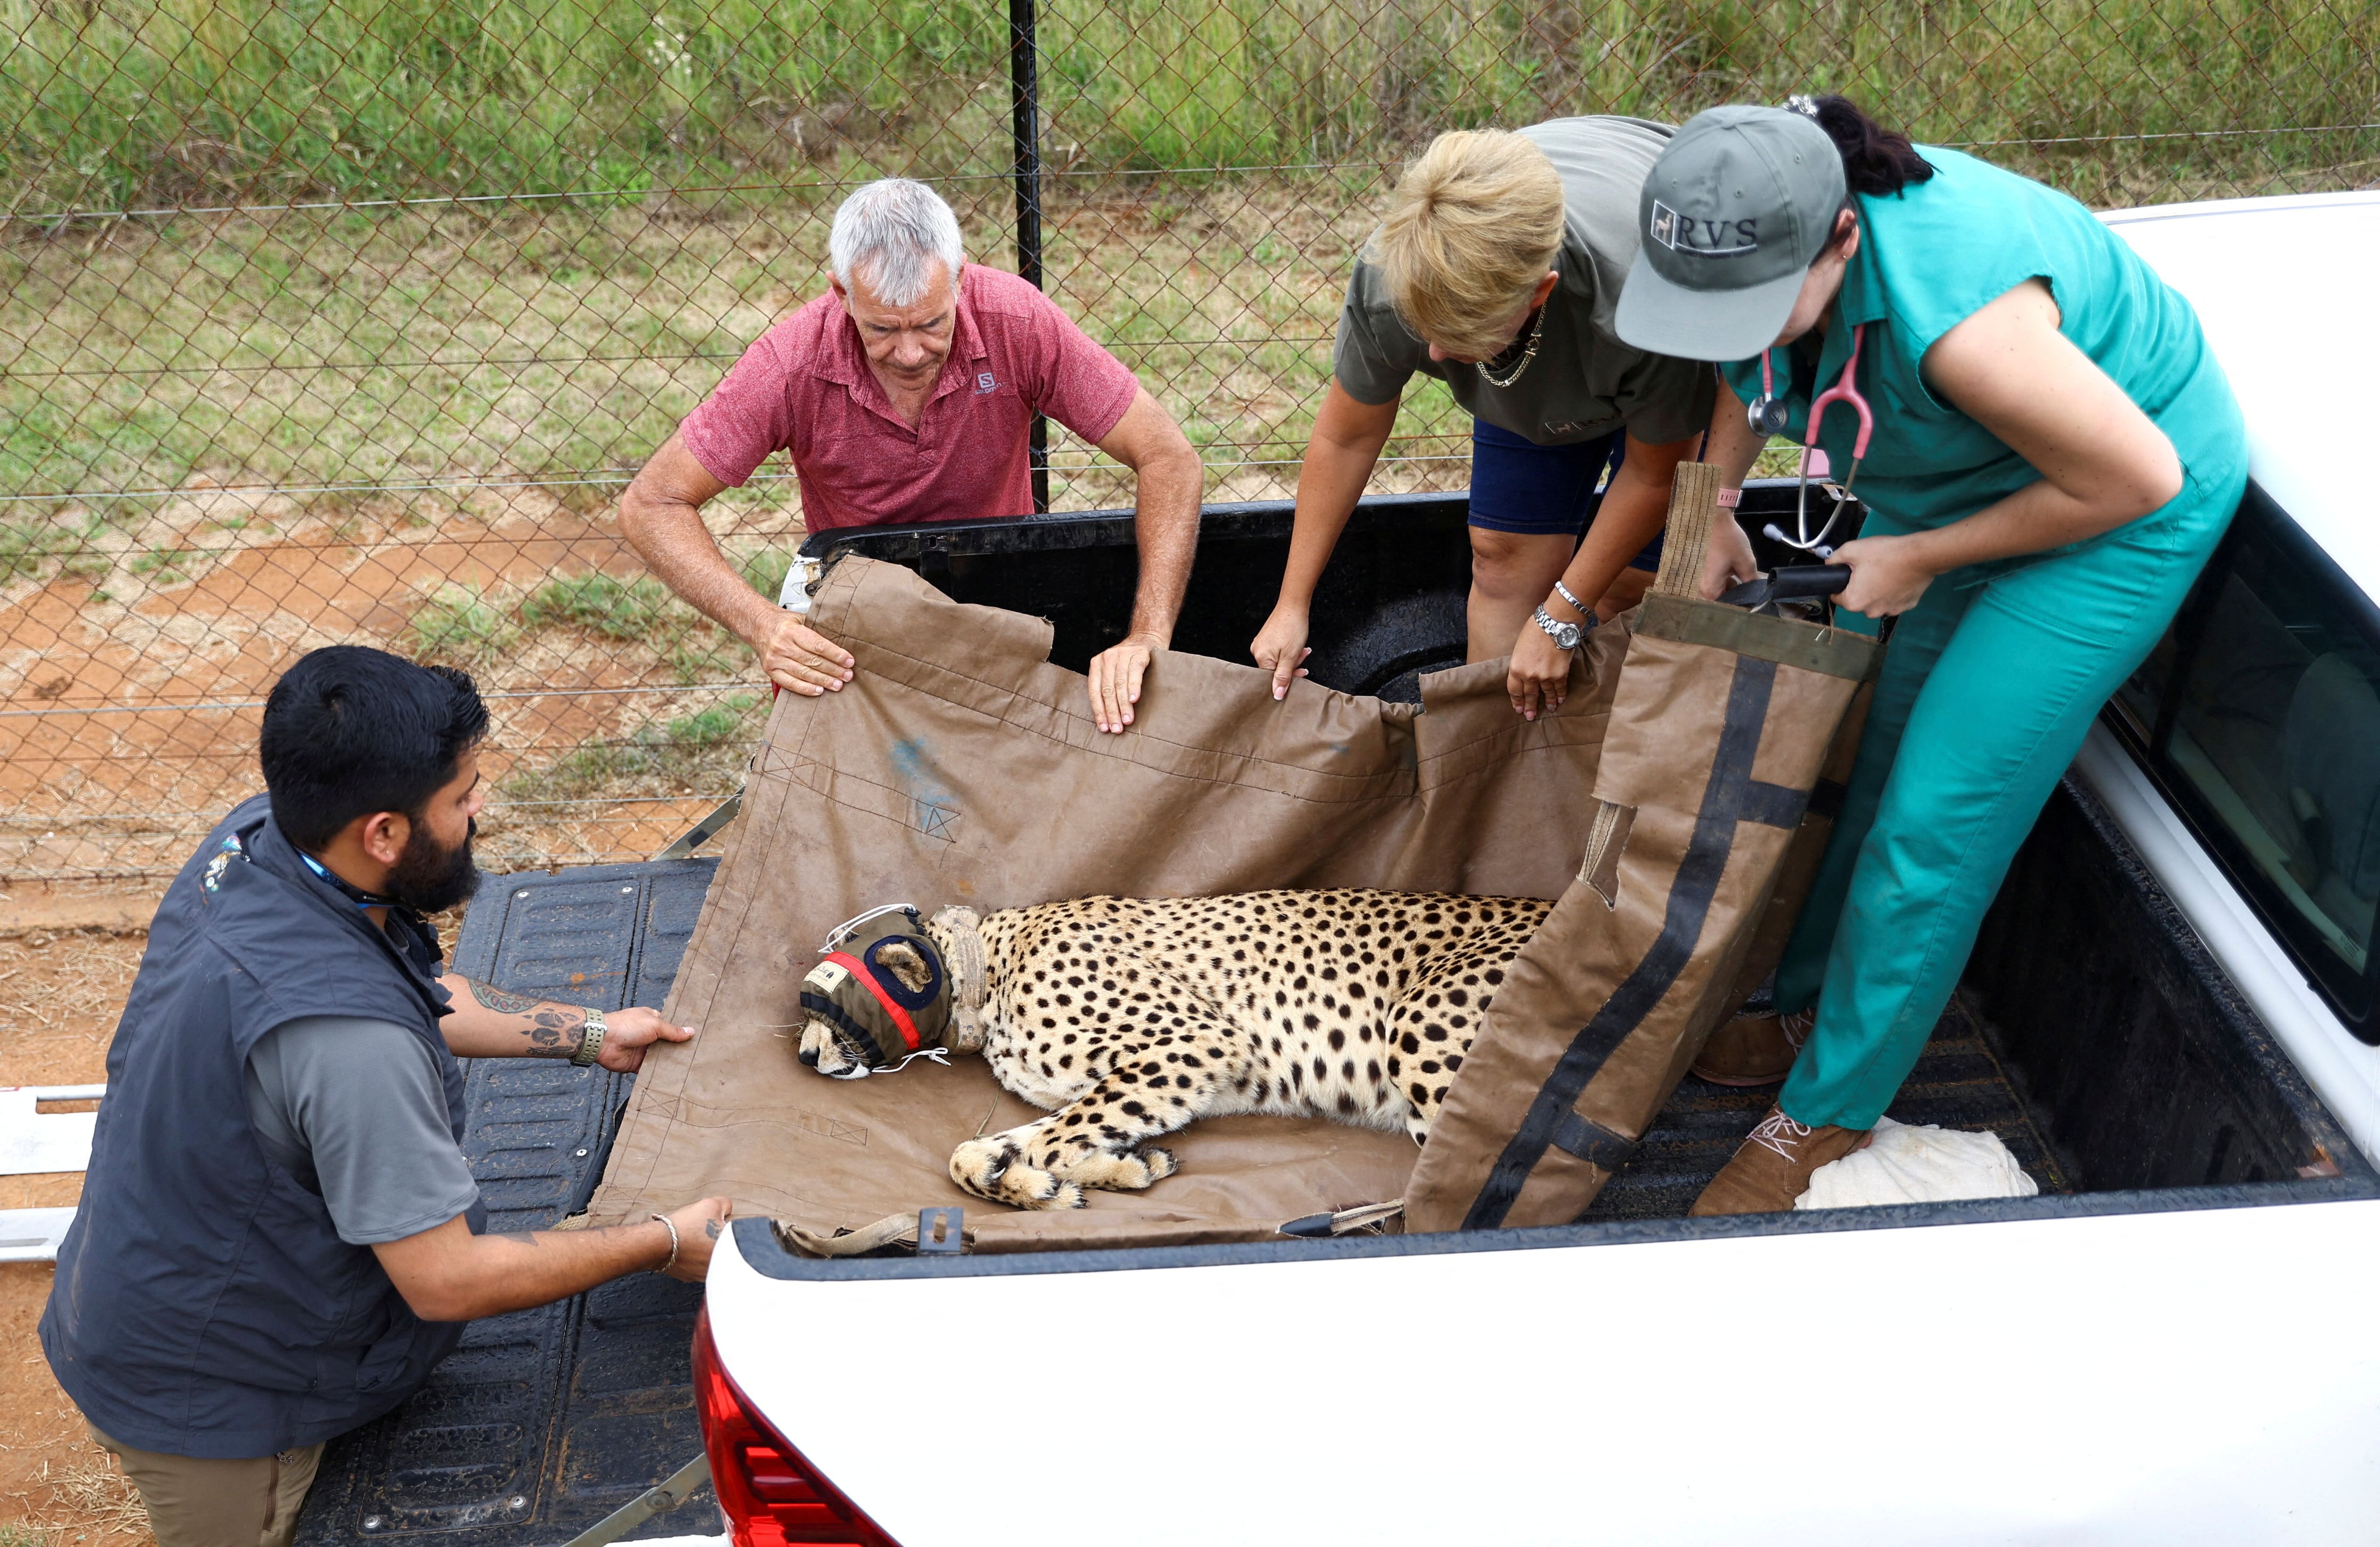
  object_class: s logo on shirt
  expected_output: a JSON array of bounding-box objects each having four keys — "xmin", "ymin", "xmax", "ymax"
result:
[{"xmin": 975, "ymin": 372, "xmax": 998, "ymax": 394}]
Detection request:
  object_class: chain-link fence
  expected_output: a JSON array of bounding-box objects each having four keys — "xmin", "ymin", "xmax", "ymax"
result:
[{"xmin": 4, "ymin": 0, "xmax": 2375, "ymax": 883}]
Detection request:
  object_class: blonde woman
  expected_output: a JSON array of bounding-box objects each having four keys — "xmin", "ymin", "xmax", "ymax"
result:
[{"xmin": 1250, "ymin": 118, "xmax": 1714, "ymax": 719}]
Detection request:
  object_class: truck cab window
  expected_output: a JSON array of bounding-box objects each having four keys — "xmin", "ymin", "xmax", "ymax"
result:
[{"xmin": 2158, "ymin": 487, "xmax": 2380, "ymax": 1007}]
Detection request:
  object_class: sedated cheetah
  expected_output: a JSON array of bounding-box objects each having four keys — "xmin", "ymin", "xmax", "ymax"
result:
[{"xmin": 794, "ymin": 888, "xmax": 1550, "ymax": 1210}]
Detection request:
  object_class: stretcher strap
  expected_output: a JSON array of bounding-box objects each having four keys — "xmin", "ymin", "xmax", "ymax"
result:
[
  {"xmin": 1548, "ymin": 1112, "xmax": 1640, "ymax": 1172},
  {"xmin": 1462, "ymin": 652, "xmax": 1787, "ymax": 1230},
  {"xmin": 1651, "ymin": 462, "xmax": 1721, "ymax": 599},
  {"xmin": 776, "ymin": 1212, "xmax": 972, "ymax": 1258}
]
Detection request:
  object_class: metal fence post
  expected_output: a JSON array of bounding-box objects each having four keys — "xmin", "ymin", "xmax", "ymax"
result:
[{"xmin": 1008, "ymin": 0, "xmax": 1049, "ymax": 513}]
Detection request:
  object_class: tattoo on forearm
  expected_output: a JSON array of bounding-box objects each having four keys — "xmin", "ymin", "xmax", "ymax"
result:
[
  {"xmin": 462, "ymin": 977, "xmax": 546, "ymax": 1015},
  {"xmin": 524, "ymin": 1007, "xmax": 584, "ymax": 1055},
  {"xmin": 704, "ymin": 1218, "xmax": 721, "ymax": 1240}
]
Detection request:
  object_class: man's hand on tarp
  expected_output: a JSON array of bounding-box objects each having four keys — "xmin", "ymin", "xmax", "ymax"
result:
[
  {"xmin": 1089, "ymin": 631, "xmax": 1164, "ymax": 733},
  {"xmin": 762, "ymin": 611, "xmax": 856, "ymax": 697}
]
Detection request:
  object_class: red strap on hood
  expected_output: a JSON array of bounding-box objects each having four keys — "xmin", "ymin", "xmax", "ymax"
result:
[{"xmin": 824, "ymin": 949, "xmax": 922, "ymax": 1053}]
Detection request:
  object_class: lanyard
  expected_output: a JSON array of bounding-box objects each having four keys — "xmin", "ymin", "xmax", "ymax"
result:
[{"xmin": 300, "ymin": 850, "xmax": 396, "ymax": 911}]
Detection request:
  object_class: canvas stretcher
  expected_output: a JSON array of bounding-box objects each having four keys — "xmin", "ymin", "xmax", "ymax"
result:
[{"xmin": 584, "ymin": 466, "xmax": 1878, "ymax": 1250}]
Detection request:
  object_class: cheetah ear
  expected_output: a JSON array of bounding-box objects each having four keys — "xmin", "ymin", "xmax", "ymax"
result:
[{"xmin": 873, "ymin": 939, "xmax": 934, "ymax": 995}]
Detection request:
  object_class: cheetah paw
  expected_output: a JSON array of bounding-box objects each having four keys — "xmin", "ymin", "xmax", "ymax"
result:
[
  {"xmin": 949, "ymin": 1136, "xmax": 1086, "ymax": 1211},
  {"xmin": 1046, "ymin": 1144, "xmax": 1178, "ymax": 1193}
]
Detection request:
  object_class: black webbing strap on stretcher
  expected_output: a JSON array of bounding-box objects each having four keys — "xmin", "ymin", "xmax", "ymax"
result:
[{"xmin": 1461, "ymin": 652, "xmax": 1813, "ymax": 1230}]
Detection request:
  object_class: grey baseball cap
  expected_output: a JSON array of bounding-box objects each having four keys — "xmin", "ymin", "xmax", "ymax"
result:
[{"xmin": 1615, "ymin": 105, "xmax": 1847, "ymax": 362}]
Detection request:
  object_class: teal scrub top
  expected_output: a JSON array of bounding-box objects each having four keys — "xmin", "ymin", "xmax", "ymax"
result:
[{"xmin": 1719, "ymin": 147, "xmax": 2243, "ymax": 542}]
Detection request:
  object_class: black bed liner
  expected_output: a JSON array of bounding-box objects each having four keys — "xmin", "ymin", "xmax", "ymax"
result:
[{"xmin": 297, "ymin": 488, "xmax": 2378, "ymax": 1543}]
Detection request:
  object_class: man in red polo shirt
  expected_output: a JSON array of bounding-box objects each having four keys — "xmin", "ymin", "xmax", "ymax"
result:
[{"xmin": 618, "ymin": 178, "xmax": 1202, "ymax": 733}]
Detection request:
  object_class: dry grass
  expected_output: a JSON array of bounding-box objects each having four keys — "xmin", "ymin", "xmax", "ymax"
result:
[
  {"xmin": 0, "ymin": 936, "xmax": 144, "ymax": 1077},
  {"xmin": 30, "ymin": 1460, "xmax": 150, "ymax": 1543}
]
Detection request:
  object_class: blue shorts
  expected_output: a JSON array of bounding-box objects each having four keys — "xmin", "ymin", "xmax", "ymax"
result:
[{"xmin": 1467, "ymin": 421, "xmax": 1663, "ymax": 572}]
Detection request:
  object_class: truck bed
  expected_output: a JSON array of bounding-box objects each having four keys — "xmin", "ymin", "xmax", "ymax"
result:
[
  {"xmin": 296, "ymin": 767, "xmax": 2371, "ymax": 1545},
  {"xmin": 298, "ymin": 490, "xmax": 2375, "ymax": 1542}
]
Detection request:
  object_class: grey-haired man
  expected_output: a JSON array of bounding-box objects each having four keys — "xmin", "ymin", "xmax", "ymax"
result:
[{"xmin": 618, "ymin": 178, "xmax": 1202, "ymax": 734}]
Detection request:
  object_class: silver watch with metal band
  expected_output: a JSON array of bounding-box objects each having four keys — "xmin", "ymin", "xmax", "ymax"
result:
[
  {"xmin": 570, "ymin": 1007, "xmax": 608, "ymax": 1067},
  {"xmin": 1532, "ymin": 605, "xmax": 1583, "ymax": 651}
]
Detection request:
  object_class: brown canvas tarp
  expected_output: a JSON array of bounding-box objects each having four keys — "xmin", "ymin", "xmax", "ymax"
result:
[
  {"xmin": 584, "ymin": 552, "xmax": 1629, "ymax": 1250},
  {"xmin": 585, "ymin": 469, "xmax": 1880, "ymax": 1250}
]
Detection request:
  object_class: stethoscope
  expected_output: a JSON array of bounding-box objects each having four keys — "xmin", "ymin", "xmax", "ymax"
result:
[{"xmin": 1745, "ymin": 324, "xmax": 1872, "ymax": 556}]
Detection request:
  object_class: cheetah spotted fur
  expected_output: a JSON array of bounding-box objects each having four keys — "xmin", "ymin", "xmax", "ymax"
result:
[{"xmin": 797, "ymin": 887, "xmax": 1550, "ymax": 1209}]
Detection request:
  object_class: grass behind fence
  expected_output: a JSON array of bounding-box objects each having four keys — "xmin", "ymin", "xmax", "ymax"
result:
[{"xmin": 6, "ymin": 0, "xmax": 2376, "ymax": 216}]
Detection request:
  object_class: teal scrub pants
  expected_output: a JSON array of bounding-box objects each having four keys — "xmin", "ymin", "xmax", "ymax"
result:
[{"xmin": 1773, "ymin": 461, "xmax": 2248, "ymax": 1131}]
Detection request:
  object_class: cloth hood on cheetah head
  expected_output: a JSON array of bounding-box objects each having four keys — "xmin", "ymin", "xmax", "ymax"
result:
[{"xmin": 800, "ymin": 904, "xmax": 955, "ymax": 1071}]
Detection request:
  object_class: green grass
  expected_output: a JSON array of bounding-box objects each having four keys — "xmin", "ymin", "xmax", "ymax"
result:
[
  {"xmin": 4, "ymin": 0, "xmax": 2373, "ymax": 215},
  {"xmin": 0, "ymin": 185, "xmax": 1433, "ymax": 516},
  {"xmin": 407, "ymin": 581, "xmax": 519, "ymax": 663},
  {"xmin": 3, "ymin": 1, "xmax": 2371, "ymax": 526},
  {"xmin": 2, "ymin": 511, "xmax": 105, "ymax": 581},
  {"xmin": 524, "ymin": 568, "xmax": 742, "ymax": 682},
  {"xmin": 523, "ymin": 570, "xmax": 684, "ymax": 639},
  {"xmin": 0, "ymin": 1525, "xmax": 54, "ymax": 1547},
  {"xmin": 502, "ymin": 691, "xmax": 764, "ymax": 800}
]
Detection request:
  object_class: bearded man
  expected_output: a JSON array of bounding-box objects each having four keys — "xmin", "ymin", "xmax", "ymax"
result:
[{"xmin": 41, "ymin": 646, "xmax": 730, "ymax": 1547}]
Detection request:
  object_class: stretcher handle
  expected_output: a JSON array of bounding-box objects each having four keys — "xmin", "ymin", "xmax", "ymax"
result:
[
  {"xmin": 1762, "ymin": 563, "xmax": 1852, "ymax": 601},
  {"xmin": 1717, "ymin": 564, "xmax": 1851, "ymax": 608}
]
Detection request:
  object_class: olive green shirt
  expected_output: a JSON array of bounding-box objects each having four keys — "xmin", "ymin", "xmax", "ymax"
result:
[{"xmin": 1333, "ymin": 115, "xmax": 1716, "ymax": 446}]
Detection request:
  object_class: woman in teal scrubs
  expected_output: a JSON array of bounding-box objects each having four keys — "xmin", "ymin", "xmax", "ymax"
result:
[{"xmin": 1615, "ymin": 97, "xmax": 2248, "ymax": 1213}]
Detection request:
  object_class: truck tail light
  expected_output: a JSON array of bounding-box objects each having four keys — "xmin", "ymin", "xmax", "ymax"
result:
[{"xmin": 693, "ymin": 1307, "xmax": 901, "ymax": 1547}]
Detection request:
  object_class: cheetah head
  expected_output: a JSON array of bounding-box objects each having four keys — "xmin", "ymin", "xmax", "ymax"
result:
[{"xmin": 793, "ymin": 904, "xmax": 988, "ymax": 1078}]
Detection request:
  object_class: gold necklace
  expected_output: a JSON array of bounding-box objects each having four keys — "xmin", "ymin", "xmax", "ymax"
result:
[{"xmin": 1475, "ymin": 305, "xmax": 1547, "ymax": 389}]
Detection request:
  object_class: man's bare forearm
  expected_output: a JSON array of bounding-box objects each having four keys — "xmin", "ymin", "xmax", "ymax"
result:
[
  {"xmin": 1126, "ymin": 445, "xmax": 1203, "ymax": 645},
  {"xmin": 443, "ymin": 975, "xmax": 589, "ymax": 1059},
  {"xmin": 377, "ymin": 1213, "xmax": 699, "ymax": 1321},
  {"xmin": 618, "ymin": 487, "xmax": 778, "ymax": 648},
  {"xmin": 616, "ymin": 434, "xmax": 774, "ymax": 648},
  {"xmin": 457, "ymin": 1221, "xmax": 681, "ymax": 1316}
]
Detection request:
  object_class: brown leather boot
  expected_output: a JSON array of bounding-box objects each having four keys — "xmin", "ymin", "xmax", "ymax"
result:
[
  {"xmin": 1689, "ymin": 1105, "xmax": 1870, "ymax": 1216},
  {"xmin": 1690, "ymin": 1007, "xmax": 1812, "ymax": 1087}
]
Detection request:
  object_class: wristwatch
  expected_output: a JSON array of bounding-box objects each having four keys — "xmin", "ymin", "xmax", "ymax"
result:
[
  {"xmin": 1532, "ymin": 605, "xmax": 1583, "ymax": 651},
  {"xmin": 570, "ymin": 1007, "xmax": 608, "ymax": 1067}
]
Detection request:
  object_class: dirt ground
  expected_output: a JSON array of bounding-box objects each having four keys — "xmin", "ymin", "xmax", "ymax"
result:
[
  {"xmin": 0, "ymin": 907, "xmax": 155, "ymax": 1545},
  {"xmin": 0, "ymin": 478, "xmax": 760, "ymax": 885}
]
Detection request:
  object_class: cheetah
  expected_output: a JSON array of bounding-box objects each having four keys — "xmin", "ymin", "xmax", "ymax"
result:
[{"xmin": 794, "ymin": 888, "xmax": 1550, "ymax": 1210}]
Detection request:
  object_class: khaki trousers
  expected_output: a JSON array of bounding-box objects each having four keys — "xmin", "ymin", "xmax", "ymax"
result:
[{"xmin": 88, "ymin": 1425, "xmax": 324, "ymax": 1547}]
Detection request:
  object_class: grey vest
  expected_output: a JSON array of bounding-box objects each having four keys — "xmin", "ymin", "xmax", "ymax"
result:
[{"xmin": 40, "ymin": 796, "xmax": 479, "ymax": 1458}]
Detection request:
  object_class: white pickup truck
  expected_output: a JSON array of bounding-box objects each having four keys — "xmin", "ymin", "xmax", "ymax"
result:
[
  {"xmin": 684, "ymin": 191, "xmax": 2380, "ymax": 1546},
  {"xmin": 292, "ymin": 192, "xmax": 2380, "ymax": 1547}
]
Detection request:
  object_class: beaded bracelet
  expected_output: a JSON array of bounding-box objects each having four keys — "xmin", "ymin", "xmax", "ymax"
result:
[{"xmin": 650, "ymin": 1212, "xmax": 680, "ymax": 1275}]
